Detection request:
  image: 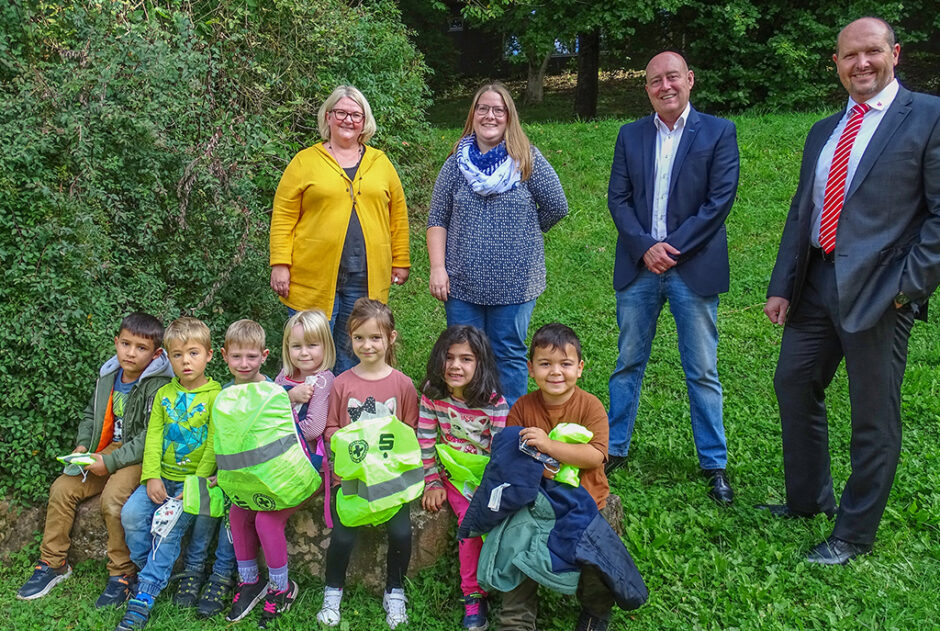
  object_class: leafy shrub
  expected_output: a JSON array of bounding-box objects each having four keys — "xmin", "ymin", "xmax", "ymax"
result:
[{"xmin": 0, "ymin": 0, "xmax": 428, "ymax": 501}]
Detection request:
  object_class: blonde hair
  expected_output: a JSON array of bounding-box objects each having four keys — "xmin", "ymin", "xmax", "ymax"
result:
[
  {"xmin": 346, "ymin": 298, "xmax": 397, "ymax": 366},
  {"xmin": 224, "ymin": 319, "xmax": 266, "ymax": 351},
  {"xmin": 282, "ymin": 309, "xmax": 336, "ymax": 376},
  {"xmin": 164, "ymin": 316, "xmax": 211, "ymax": 351},
  {"xmin": 317, "ymin": 85, "xmax": 377, "ymax": 145},
  {"xmin": 452, "ymin": 81, "xmax": 533, "ymax": 181}
]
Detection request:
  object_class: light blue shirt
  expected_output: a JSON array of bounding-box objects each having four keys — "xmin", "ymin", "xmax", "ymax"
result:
[
  {"xmin": 651, "ymin": 103, "xmax": 691, "ymax": 241},
  {"xmin": 810, "ymin": 79, "xmax": 900, "ymax": 247}
]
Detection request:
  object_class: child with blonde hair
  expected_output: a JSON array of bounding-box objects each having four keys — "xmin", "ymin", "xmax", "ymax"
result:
[{"xmin": 223, "ymin": 311, "xmax": 336, "ymax": 626}]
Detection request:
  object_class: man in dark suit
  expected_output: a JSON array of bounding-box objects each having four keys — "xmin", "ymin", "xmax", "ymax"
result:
[
  {"xmin": 763, "ymin": 17, "xmax": 940, "ymax": 564},
  {"xmin": 607, "ymin": 51, "xmax": 739, "ymax": 504}
]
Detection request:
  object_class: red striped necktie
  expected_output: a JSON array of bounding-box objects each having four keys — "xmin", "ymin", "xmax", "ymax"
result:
[{"xmin": 818, "ymin": 103, "xmax": 871, "ymax": 254}]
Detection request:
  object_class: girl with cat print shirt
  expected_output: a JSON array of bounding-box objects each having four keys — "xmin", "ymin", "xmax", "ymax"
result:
[
  {"xmin": 417, "ymin": 325, "xmax": 508, "ymax": 631},
  {"xmin": 319, "ymin": 298, "xmax": 419, "ymax": 630}
]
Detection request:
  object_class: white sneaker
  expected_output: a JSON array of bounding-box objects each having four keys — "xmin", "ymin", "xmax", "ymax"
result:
[
  {"xmin": 383, "ymin": 588, "xmax": 408, "ymax": 629},
  {"xmin": 316, "ymin": 586, "xmax": 343, "ymax": 627}
]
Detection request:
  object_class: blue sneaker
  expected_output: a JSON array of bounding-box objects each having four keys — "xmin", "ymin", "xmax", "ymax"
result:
[
  {"xmin": 462, "ymin": 594, "xmax": 488, "ymax": 631},
  {"xmin": 96, "ymin": 574, "xmax": 137, "ymax": 608},
  {"xmin": 115, "ymin": 596, "xmax": 152, "ymax": 630},
  {"xmin": 16, "ymin": 561, "xmax": 72, "ymax": 600}
]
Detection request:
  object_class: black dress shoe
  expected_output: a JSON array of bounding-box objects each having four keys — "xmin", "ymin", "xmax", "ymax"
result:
[
  {"xmin": 605, "ymin": 455, "xmax": 627, "ymax": 475},
  {"xmin": 806, "ymin": 536, "xmax": 872, "ymax": 565},
  {"xmin": 703, "ymin": 469, "xmax": 733, "ymax": 505},
  {"xmin": 755, "ymin": 503, "xmax": 836, "ymax": 519}
]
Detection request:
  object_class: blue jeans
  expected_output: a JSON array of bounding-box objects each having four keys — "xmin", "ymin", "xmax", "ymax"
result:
[
  {"xmin": 444, "ymin": 297, "xmax": 536, "ymax": 408},
  {"xmin": 607, "ymin": 269, "xmax": 726, "ymax": 469},
  {"xmin": 185, "ymin": 516, "xmax": 236, "ymax": 579},
  {"xmin": 121, "ymin": 480, "xmax": 195, "ymax": 598},
  {"xmin": 287, "ymin": 269, "xmax": 368, "ymax": 376}
]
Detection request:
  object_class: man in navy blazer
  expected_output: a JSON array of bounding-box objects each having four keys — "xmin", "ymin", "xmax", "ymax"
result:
[
  {"xmin": 606, "ymin": 51, "xmax": 740, "ymax": 505},
  {"xmin": 762, "ymin": 17, "xmax": 940, "ymax": 564}
]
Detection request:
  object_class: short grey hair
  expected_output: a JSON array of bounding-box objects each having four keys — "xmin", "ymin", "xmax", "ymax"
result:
[{"xmin": 317, "ymin": 85, "xmax": 377, "ymax": 144}]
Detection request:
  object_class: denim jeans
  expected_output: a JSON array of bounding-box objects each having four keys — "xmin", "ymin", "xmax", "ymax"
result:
[
  {"xmin": 444, "ymin": 297, "xmax": 536, "ymax": 408},
  {"xmin": 121, "ymin": 480, "xmax": 195, "ymax": 598},
  {"xmin": 287, "ymin": 269, "xmax": 368, "ymax": 376},
  {"xmin": 607, "ymin": 269, "xmax": 727, "ymax": 469},
  {"xmin": 185, "ymin": 515, "xmax": 236, "ymax": 579}
]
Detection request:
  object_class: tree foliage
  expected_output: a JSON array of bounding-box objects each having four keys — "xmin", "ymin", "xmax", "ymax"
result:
[{"xmin": 0, "ymin": 0, "xmax": 428, "ymax": 502}]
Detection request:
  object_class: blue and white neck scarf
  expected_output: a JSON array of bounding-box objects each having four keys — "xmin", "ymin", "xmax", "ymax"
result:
[{"xmin": 456, "ymin": 133, "xmax": 520, "ymax": 196}]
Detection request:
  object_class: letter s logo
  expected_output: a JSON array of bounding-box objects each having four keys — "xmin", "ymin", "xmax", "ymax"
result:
[{"xmin": 378, "ymin": 433, "xmax": 394, "ymax": 451}]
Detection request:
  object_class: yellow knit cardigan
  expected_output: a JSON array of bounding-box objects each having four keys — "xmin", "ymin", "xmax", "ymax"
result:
[{"xmin": 269, "ymin": 143, "xmax": 410, "ymax": 314}]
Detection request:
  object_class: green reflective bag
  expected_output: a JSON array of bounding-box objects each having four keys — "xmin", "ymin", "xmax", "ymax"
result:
[
  {"xmin": 548, "ymin": 422, "xmax": 594, "ymax": 487},
  {"xmin": 213, "ymin": 381, "xmax": 321, "ymax": 511}
]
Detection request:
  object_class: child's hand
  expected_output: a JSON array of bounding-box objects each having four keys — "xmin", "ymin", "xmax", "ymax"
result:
[
  {"xmin": 519, "ymin": 426, "xmax": 551, "ymax": 453},
  {"xmin": 73, "ymin": 445, "xmax": 88, "ymax": 454},
  {"xmin": 422, "ymin": 486, "xmax": 447, "ymax": 512},
  {"xmin": 146, "ymin": 478, "xmax": 168, "ymax": 504},
  {"xmin": 85, "ymin": 453, "xmax": 108, "ymax": 477},
  {"xmin": 207, "ymin": 475, "xmax": 218, "ymax": 487},
  {"xmin": 288, "ymin": 384, "xmax": 314, "ymax": 404}
]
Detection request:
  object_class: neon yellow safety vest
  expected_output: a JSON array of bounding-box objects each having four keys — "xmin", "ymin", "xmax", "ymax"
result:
[
  {"xmin": 212, "ymin": 381, "xmax": 321, "ymax": 511},
  {"xmin": 548, "ymin": 422, "xmax": 594, "ymax": 487},
  {"xmin": 331, "ymin": 415, "xmax": 423, "ymax": 527},
  {"xmin": 435, "ymin": 443, "xmax": 490, "ymax": 499},
  {"xmin": 182, "ymin": 474, "xmax": 226, "ymax": 517}
]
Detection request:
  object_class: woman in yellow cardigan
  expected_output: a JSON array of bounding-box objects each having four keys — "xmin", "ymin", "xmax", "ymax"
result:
[{"xmin": 269, "ymin": 85, "xmax": 411, "ymax": 373}]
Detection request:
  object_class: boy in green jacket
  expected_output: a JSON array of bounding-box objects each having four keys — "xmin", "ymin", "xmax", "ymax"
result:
[
  {"xmin": 115, "ymin": 316, "xmax": 221, "ymax": 630},
  {"xmin": 17, "ymin": 313, "xmax": 173, "ymax": 606}
]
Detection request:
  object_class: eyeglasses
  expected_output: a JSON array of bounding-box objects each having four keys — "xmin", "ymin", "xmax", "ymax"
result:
[
  {"xmin": 331, "ymin": 109, "xmax": 364, "ymax": 123},
  {"xmin": 475, "ymin": 104, "xmax": 507, "ymax": 118}
]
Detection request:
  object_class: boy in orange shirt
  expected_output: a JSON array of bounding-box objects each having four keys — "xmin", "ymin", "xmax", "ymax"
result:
[{"xmin": 505, "ymin": 323, "xmax": 613, "ymax": 631}]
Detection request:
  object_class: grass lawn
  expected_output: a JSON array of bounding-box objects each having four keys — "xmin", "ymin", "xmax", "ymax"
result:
[{"xmin": 3, "ymin": 105, "xmax": 938, "ymax": 629}]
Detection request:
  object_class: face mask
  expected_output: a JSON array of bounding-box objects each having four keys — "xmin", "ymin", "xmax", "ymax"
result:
[
  {"xmin": 57, "ymin": 453, "xmax": 97, "ymax": 482},
  {"xmin": 150, "ymin": 497, "xmax": 184, "ymax": 557}
]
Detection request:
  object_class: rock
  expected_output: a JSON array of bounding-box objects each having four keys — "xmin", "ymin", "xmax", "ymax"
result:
[
  {"xmin": 0, "ymin": 500, "xmax": 43, "ymax": 560},
  {"xmin": 0, "ymin": 491, "xmax": 625, "ymax": 590}
]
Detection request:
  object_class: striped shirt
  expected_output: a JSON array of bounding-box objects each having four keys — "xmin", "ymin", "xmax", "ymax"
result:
[{"xmin": 417, "ymin": 394, "xmax": 509, "ymax": 488}]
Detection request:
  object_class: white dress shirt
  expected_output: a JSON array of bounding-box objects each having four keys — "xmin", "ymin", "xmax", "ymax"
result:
[
  {"xmin": 651, "ymin": 103, "xmax": 691, "ymax": 241},
  {"xmin": 810, "ymin": 79, "xmax": 900, "ymax": 247}
]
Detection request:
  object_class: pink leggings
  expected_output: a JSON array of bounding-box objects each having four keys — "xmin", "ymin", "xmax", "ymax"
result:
[
  {"xmin": 229, "ymin": 504, "xmax": 299, "ymax": 568},
  {"xmin": 443, "ymin": 478, "xmax": 486, "ymax": 597}
]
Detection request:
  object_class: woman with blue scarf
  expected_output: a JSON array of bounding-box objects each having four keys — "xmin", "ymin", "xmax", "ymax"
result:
[{"xmin": 427, "ymin": 82, "xmax": 568, "ymax": 408}]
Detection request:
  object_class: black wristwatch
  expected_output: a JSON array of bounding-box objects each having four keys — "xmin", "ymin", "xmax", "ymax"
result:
[{"xmin": 894, "ymin": 292, "xmax": 911, "ymax": 306}]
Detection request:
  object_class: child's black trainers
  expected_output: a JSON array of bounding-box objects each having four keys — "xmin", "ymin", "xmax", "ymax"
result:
[
  {"xmin": 173, "ymin": 569, "xmax": 205, "ymax": 608},
  {"xmin": 258, "ymin": 580, "xmax": 298, "ymax": 629},
  {"xmin": 226, "ymin": 579, "xmax": 267, "ymax": 622},
  {"xmin": 197, "ymin": 573, "xmax": 234, "ymax": 618}
]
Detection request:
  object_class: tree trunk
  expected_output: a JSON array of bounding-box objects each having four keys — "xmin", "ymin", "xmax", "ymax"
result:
[
  {"xmin": 524, "ymin": 51, "xmax": 552, "ymax": 104},
  {"xmin": 574, "ymin": 29, "xmax": 600, "ymax": 120}
]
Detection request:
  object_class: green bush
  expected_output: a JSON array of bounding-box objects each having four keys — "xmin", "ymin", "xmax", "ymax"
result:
[{"xmin": 0, "ymin": 0, "xmax": 428, "ymax": 502}]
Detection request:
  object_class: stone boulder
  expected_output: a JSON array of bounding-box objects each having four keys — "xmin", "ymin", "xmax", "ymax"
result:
[{"xmin": 1, "ymin": 491, "xmax": 625, "ymax": 590}]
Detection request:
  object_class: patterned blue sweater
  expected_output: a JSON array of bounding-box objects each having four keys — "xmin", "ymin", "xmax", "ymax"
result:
[{"xmin": 428, "ymin": 146, "xmax": 568, "ymax": 305}]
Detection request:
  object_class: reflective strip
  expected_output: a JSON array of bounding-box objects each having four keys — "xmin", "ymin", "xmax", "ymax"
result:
[
  {"xmin": 216, "ymin": 434, "xmax": 296, "ymax": 471},
  {"xmin": 198, "ymin": 476, "xmax": 210, "ymax": 515},
  {"xmin": 340, "ymin": 466, "xmax": 424, "ymax": 502}
]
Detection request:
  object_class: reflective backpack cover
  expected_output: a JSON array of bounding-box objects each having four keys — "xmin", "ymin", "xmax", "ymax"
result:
[
  {"xmin": 548, "ymin": 422, "xmax": 594, "ymax": 487},
  {"xmin": 213, "ymin": 381, "xmax": 321, "ymax": 511},
  {"xmin": 436, "ymin": 443, "xmax": 490, "ymax": 499},
  {"xmin": 331, "ymin": 415, "xmax": 423, "ymax": 526}
]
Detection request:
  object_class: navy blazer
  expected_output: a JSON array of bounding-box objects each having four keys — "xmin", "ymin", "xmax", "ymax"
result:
[
  {"xmin": 767, "ymin": 86, "xmax": 940, "ymax": 332},
  {"xmin": 608, "ymin": 107, "xmax": 740, "ymax": 296}
]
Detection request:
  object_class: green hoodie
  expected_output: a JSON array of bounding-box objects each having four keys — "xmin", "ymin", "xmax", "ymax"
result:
[
  {"xmin": 74, "ymin": 353, "xmax": 175, "ymax": 473},
  {"xmin": 141, "ymin": 378, "xmax": 221, "ymax": 481}
]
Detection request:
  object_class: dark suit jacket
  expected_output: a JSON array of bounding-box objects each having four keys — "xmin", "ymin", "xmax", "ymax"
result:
[
  {"xmin": 608, "ymin": 107, "xmax": 740, "ymax": 296},
  {"xmin": 767, "ymin": 86, "xmax": 940, "ymax": 332}
]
